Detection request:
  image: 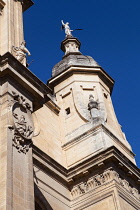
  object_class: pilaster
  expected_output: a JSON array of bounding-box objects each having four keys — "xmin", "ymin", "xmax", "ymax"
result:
[
  {"xmin": 0, "ymin": 0, "xmax": 33, "ymax": 56},
  {"xmin": 0, "ymin": 53, "xmax": 51, "ymax": 209}
]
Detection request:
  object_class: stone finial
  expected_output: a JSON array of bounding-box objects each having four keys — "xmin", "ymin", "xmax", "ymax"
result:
[{"xmin": 0, "ymin": 0, "xmax": 6, "ymax": 15}]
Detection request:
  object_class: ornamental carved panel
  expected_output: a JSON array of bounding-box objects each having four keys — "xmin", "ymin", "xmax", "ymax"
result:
[{"xmin": 9, "ymin": 91, "xmax": 34, "ymax": 153}]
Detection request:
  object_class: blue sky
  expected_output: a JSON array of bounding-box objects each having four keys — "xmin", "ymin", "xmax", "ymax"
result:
[{"xmin": 24, "ymin": 0, "xmax": 140, "ymax": 167}]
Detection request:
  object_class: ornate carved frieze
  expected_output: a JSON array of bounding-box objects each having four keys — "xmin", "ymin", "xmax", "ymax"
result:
[
  {"xmin": 0, "ymin": 0, "xmax": 6, "ymax": 15},
  {"xmin": 9, "ymin": 91, "xmax": 34, "ymax": 153},
  {"xmin": 71, "ymin": 169, "xmax": 140, "ymax": 201}
]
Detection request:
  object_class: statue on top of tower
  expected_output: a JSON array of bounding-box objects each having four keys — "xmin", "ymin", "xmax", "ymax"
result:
[
  {"xmin": 12, "ymin": 41, "xmax": 31, "ymax": 67},
  {"xmin": 61, "ymin": 20, "xmax": 73, "ymax": 37}
]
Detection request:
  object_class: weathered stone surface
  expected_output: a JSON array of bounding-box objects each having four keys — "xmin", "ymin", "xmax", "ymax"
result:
[{"xmin": 0, "ymin": 1, "xmax": 140, "ymax": 209}]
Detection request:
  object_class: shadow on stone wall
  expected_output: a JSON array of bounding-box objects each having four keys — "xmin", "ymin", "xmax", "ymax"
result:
[{"xmin": 35, "ymin": 184, "xmax": 53, "ymax": 210}]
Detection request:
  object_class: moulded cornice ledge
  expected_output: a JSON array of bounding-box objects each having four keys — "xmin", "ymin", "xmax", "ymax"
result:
[
  {"xmin": 22, "ymin": 0, "xmax": 34, "ymax": 12},
  {"xmin": 14, "ymin": 0, "xmax": 34, "ymax": 12},
  {"xmin": 0, "ymin": 0, "xmax": 6, "ymax": 15}
]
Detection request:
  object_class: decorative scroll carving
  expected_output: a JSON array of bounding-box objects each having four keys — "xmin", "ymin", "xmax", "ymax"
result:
[
  {"xmin": 13, "ymin": 130, "xmax": 32, "ymax": 154},
  {"xmin": 12, "ymin": 41, "xmax": 31, "ymax": 66},
  {"xmin": 10, "ymin": 91, "xmax": 34, "ymax": 153},
  {"xmin": 0, "ymin": 0, "xmax": 5, "ymax": 15},
  {"xmin": 12, "ymin": 91, "xmax": 31, "ymax": 110},
  {"xmin": 71, "ymin": 169, "xmax": 140, "ymax": 201}
]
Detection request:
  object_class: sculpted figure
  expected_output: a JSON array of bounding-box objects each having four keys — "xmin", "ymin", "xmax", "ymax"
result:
[
  {"xmin": 88, "ymin": 94, "xmax": 99, "ymax": 119},
  {"xmin": 61, "ymin": 20, "xmax": 73, "ymax": 37},
  {"xmin": 13, "ymin": 113, "xmax": 33, "ymax": 138},
  {"xmin": 88, "ymin": 94, "xmax": 98, "ymax": 110},
  {"xmin": 12, "ymin": 40, "xmax": 31, "ymax": 66},
  {"xmin": 88, "ymin": 94, "xmax": 106, "ymax": 123}
]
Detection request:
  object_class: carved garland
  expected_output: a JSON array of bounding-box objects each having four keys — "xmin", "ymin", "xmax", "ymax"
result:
[
  {"xmin": 11, "ymin": 91, "xmax": 34, "ymax": 154},
  {"xmin": 71, "ymin": 169, "xmax": 140, "ymax": 201}
]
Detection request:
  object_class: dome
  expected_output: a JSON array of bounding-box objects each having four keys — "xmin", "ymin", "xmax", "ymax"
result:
[{"xmin": 52, "ymin": 54, "xmax": 100, "ymax": 77}]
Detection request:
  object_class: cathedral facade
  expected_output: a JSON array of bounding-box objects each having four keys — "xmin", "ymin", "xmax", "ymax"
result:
[{"xmin": 0, "ymin": 1, "xmax": 140, "ymax": 209}]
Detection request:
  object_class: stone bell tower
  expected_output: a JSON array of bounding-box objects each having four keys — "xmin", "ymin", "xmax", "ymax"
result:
[
  {"xmin": 0, "ymin": 2, "xmax": 140, "ymax": 209},
  {"xmin": 46, "ymin": 32, "xmax": 140, "ymax": 209},
  {"xmin": 0, "ymin": 1, "xmax": 51, "ymax": 209},
  {"xmin": 49, "ymin": 35, "xmax": 134, "ymax": 167}
]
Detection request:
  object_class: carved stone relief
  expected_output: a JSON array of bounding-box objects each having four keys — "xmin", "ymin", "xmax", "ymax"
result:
[
  {"xmin": 12, "ymin": 41, "xmax": 31, "ymax": 66},
  {"xmin": 9, "ymin": 91, "xmax": 34, "ymax": 153},
  {"xmin": 88, "ymin": 94, "xmax": 106, "ymax": 124},
  {"xmin": 71, "ymin": 169, "xmax": 140, "ymax": 201},
  {"xmin": 12, "ymin": 91, "xmax": 31, "ymax": 110}
]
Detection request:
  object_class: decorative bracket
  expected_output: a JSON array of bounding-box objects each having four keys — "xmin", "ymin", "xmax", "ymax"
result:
[{"xmin": 0, "ymin": 0, "xmax": 6, "ymax": 15}]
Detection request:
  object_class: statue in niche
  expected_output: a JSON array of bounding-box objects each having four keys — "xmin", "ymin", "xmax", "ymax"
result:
[
  {"xmin": 61, "ymin": 20, "xmax": 73, "ymax": 37},
  {"xmin": 88, "ymin": 94, "xmax": 106, "ymax": 123},
  {"xmin": 12, "ymin": 40, "xmax": 31, "ymax": 66},
  {"xmin": 88, "ymin": 94, "xmax": 99, "ymax": 119}
]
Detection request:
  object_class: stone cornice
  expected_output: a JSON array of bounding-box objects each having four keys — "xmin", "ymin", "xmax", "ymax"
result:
[
  {"xmin": 15, "ymin": 0, "xmax": 34, "ymax": 12},
  {"xmin": 45, "ymin": 99, "xmax": 60, "ymax": 115},
  {"xmin": 33, "ymin": 145, "xmax": 140, "ymax": 208},
  {"xmin": 48, "ymin": 66, "xmax": 114, "ymax": 94},
  {"xmin": 62, "ymin": 123, "xmax": 135, "ymax": 160},
  {"xmin": 70, "ymin": 169, "xmax": 140, "ymax": 204},
  {"xmin": 22, "ymin": 0, "xmax": 34, "ymax": 12},
  {"xmin": 33, "ymin": 145, "xmax": 140, "ymax": 191},
  {"xmin": 0, "ymin": 52, "xmax": 53, "ymax": 111}
]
